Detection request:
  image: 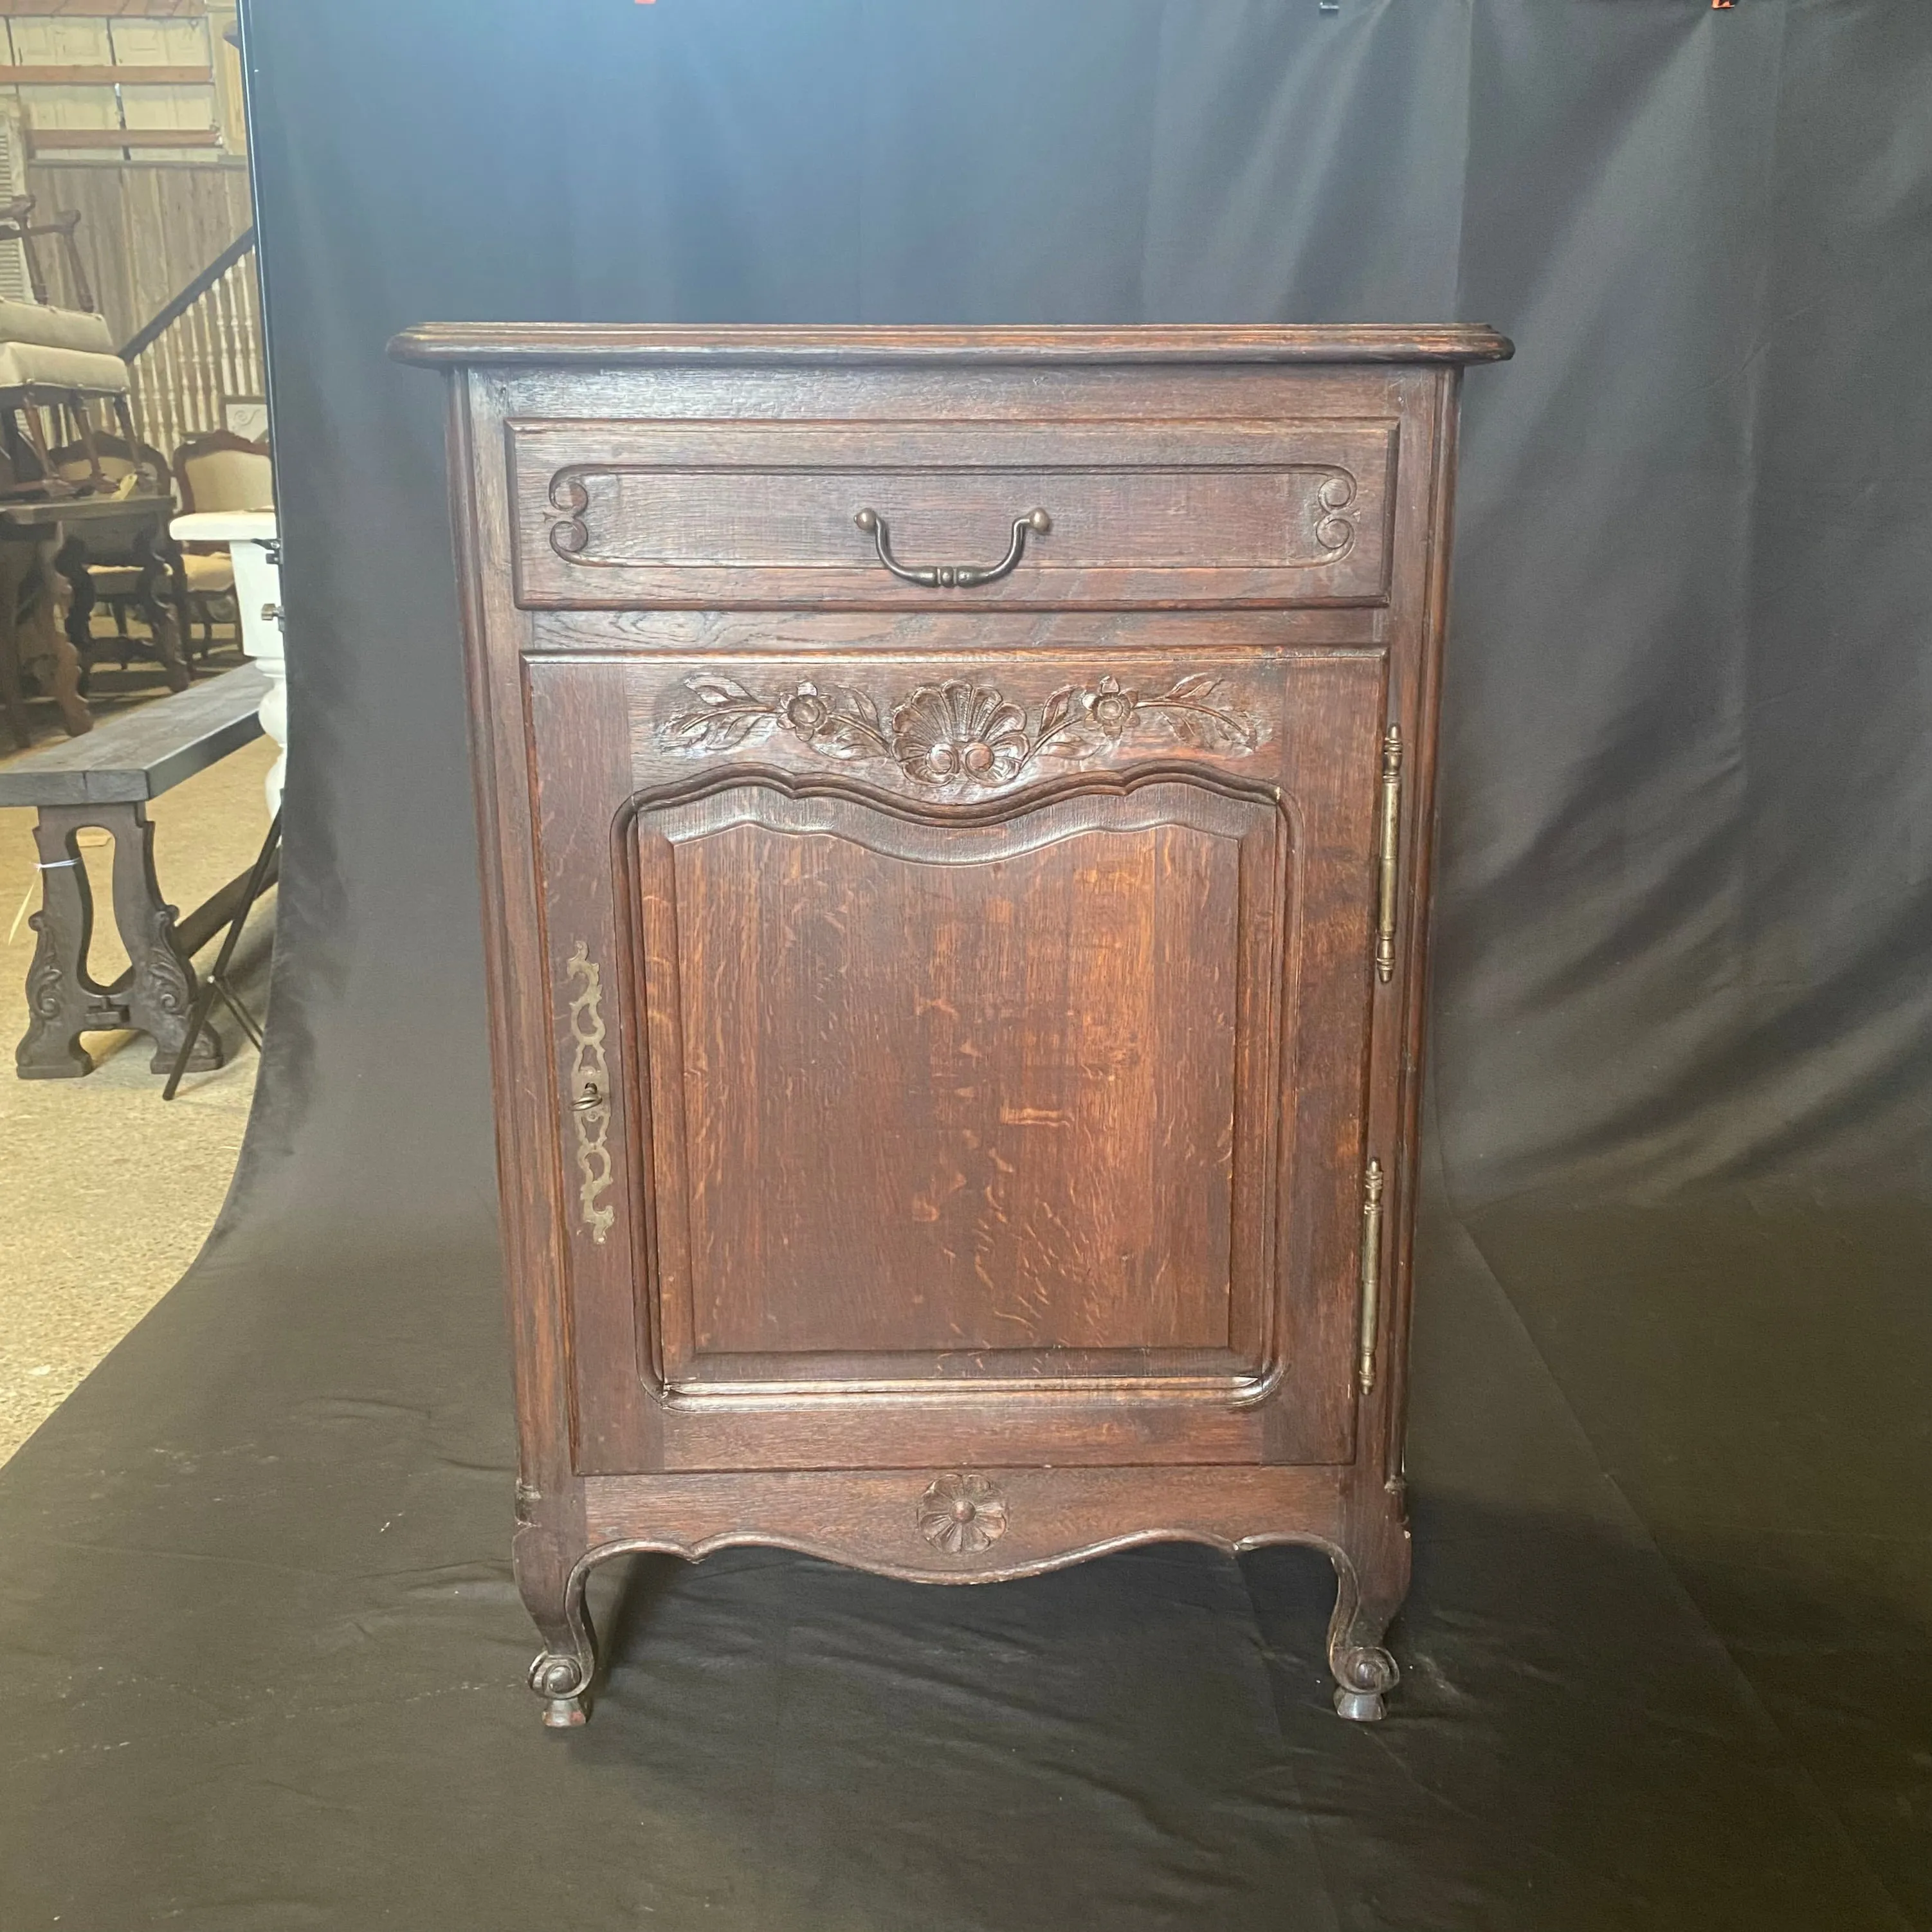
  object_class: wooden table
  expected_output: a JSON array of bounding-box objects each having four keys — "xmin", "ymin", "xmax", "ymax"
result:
[
  {"xmin": 0, "ymin": 492, "xmax": 187, "ymax": 751},
  {"xmin": 3, "ymin": 661, "xmax": 271, "ymax": 1078}
]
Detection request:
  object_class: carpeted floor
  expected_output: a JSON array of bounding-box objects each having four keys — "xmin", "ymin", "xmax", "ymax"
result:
[{"xmin": 0, "ymin": 698, "xmax": 275, "ymax": 1464}]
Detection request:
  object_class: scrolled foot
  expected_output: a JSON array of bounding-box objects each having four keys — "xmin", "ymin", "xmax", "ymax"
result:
[
  {"xmin": 1326, "ymin": 1538, "xmax": 1405, "ymax": 1722},
  {"xmin": 1331, "ymin": 1643, "xmax": 1399, "ymax": 1722},
  {"xmin": 530, "ymin": 1651, "xmax": 590, "ymax": 1729}
]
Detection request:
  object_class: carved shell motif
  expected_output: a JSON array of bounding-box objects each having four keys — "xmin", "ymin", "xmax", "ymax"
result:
[
  {"xmin": 918, "ymin": 1472, "xmax": 1008, "ymax": 1554},
  {"xmin": 664, "ymin": 673, "xmax": 1257, "ymax": 792}
]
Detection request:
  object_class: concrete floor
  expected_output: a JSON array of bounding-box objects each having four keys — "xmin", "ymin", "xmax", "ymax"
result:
[{"xmin": 0, "ymin": 682, "xmax": 275, "ymax": 1465}]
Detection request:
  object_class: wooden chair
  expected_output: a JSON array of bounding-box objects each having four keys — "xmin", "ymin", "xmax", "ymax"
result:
[
  {"xmin": 0, "ymin": 196, "xmax": 98, "ymax": 314},
  {"xmin": 172, "ymin": 430, "xmax": 272, "ymax": 653},
  {"xmin": 46, "ymin": 428, "xmax": 169, "ymax": 502},
  {"xmin": 0, "ymin": 198, "xmax": 140, "ymax": 502},
  {"xmin": 44, "ymin": 431, "xmax": 196, "ymax": 688},
  {"xmin": 174, "ymin": 429, "xmax": 273, "ymax": 515},
  {"xmin": 0, "ymin": 439, "xmax": 71, "ymax": 746}
]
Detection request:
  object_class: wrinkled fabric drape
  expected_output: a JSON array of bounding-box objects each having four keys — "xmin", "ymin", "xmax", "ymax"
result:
[
  {"xmin": 0, "ymin": 5, "xmax": 1926, "ymax": 1926},
  {"xmin": 228, "ymin": 0, "xmax": 1929, "ymax": 1257}
]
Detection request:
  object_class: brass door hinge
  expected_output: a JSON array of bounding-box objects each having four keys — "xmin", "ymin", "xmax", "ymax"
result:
[
  {"xmin": 1358, "ymin": 1158, "xmax": 1385, "ymax": 1394},
  {"xmin": 1375, "ymin": 726, "xmax": 1403, "ymax": 983}
]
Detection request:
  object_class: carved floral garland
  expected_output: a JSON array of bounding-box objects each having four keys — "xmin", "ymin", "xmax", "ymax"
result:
[{"xmin": 664, "ymin": 672, "xmax": 1257, "ymax": 790}]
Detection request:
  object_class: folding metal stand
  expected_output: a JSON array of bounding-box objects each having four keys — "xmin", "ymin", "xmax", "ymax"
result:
[{"xmin": 161, "ymin": 807, "xmax": 282, "ymax": 1101}]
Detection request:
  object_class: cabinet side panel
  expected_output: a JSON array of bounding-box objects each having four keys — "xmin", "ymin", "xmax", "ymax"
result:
[
  {"xmin": 1374, "ymin": 367, "xmax": 1459, "ymax": 1489},
  {"xmin": 446, "ymin": 374, "xmax": 594, "ymax": 1571}
]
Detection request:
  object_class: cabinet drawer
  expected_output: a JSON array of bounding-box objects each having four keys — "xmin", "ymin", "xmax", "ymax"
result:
[{"xmin": 509, "ymin": 417, "xmax": 1396, "ymax": 611}]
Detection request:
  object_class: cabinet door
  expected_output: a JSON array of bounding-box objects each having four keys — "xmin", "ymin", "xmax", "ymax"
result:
[{"xmin": 524, "ymin": 645, "xmax": 1387, "ymax": 1474}]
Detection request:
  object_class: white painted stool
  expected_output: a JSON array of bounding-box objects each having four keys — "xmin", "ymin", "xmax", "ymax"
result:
[{"xmin": 169, "ymin": 509, "xmax": 283, "ymax": 812}]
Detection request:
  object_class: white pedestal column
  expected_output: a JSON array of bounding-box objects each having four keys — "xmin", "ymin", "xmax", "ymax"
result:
[{"xmin": 170, "ymin": 509, "xmax": 284, "ymax": 813}]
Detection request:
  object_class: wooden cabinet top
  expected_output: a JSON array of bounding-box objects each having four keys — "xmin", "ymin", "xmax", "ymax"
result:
[{"xmin": 389, "ymin": 322, "xmax": 1513, "ymax": 370}]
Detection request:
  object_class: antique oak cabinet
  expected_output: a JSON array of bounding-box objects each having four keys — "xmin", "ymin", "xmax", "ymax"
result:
[{"xmin": 391, "ymin": 324, "xmax": 1511, "ymax": 1726}]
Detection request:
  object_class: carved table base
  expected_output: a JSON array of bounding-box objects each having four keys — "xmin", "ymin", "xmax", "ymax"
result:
[{"xmin": 15, "ymin": 800, "xmax": 222, "ymax": 1079}]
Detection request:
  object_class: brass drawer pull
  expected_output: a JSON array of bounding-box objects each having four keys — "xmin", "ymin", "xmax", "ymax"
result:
[{"xmin": 854, "ymin": 506, "xmax": 1050, "ymax": 588}]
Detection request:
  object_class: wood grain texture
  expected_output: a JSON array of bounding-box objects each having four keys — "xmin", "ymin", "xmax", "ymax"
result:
[
  {"xmin": 392, "ymin": 321, "xmax": 1513, "ymax": 367},
  {"xmin": 522, "ymin": 641, "xmax": 1383, "ymax": 1473},
  {"xmin": 29, "ymin": 129, "xmax": 221, "ymax": 149},
  {"xmin": 0, "ymin": 63, "xmax": 211, "ymax": 84},
  {"xmin": 0, "ymin": 0, "xmax": 206, "ymax": 16},
  {"xmin": 534, "ymin": 604, "xmax": 1386, "ymax": 657},
  {"xmin": 511, "ymin": 415, "xmax": 1395, "ymax": 610},
  {"xmin": 0, "ymin": 659, "xmax": 262, "ymax": 804},
  {"xmin": 23, "ymin": 156, "xmax": 251, "ymax": 347},
  {"xmin": 647, "ymin": 778, "xmax": 1258, "ymax": 1369},
  {"xmin": 401, "ymin": 326, "xmax": 1509, "ymax": 1723},
  {"xmin": 581, "ymin": 1463, "xmax": 1351, "ymax": 1583}
]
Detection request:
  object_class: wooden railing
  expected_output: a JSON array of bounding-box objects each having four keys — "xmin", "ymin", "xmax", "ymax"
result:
[{"xmin": 119, "ymin": 226, "xmax": 262, "ymax": 459}]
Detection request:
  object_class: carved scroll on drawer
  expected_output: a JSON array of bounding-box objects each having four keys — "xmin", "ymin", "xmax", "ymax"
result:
[{"xmin": 507, "ymin": 418, "xmax": 1397, "ymax": 610}]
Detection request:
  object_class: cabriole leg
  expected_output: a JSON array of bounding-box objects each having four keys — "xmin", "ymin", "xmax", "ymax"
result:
[
  {"xmin": 515, "ymin": 1518, "xmax": 597, "ymax": 1728},
  {"xmin": 1326, "ymin": 1506, "xmax": 1410, "ymax": 1722}
]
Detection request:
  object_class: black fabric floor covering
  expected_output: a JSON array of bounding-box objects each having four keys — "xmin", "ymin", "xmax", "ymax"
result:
[
  {"xmin": 1459, "ymin": 1194, "xmax": 1932, "ymax": 1927},
  {"xmin": 0, "ymin": 1190, "xmax": 1922, "ymax": 1931}
]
